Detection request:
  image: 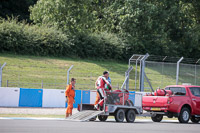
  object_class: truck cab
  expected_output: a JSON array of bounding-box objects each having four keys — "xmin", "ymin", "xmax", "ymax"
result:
[
  {"xmin": 189, "ymin": 87, "xmax": 200, "ymax": 115},
  {"xmin": 142, "ymin": 85, "xmax": 200, "ymax": 123}
]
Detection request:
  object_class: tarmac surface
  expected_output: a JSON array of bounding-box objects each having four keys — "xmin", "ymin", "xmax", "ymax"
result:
[
  {"xmin": 0, "ymin": 108, "xmax": 199, "ymax": 133},
  {"xmin": 0, "ymin": 118, "xmax": 199, "ymax": 133}
]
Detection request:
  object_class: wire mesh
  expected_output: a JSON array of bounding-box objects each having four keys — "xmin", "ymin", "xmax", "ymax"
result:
[
  {"xmin": 2, "ymin": 65, "xmax": 125, "ymax": 90},
  {"xmin": 1, "ymin": 55, "xmax": 200, "ymax": 91}
]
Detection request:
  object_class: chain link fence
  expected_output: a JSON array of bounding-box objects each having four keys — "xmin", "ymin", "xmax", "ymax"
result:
[
  {"xmin": 179, "ymin": 63, "xmax": 200, "ymax": 85},
  {"xmin": 143, "ymin": 56, "xmax": 200, "ymax": 91},
  {"xmin": 1, "ymin": 64, "xmax": 126, "ymax": 90},
  {"xmin": 1, "ymin": 55, "xmax": 200, "ymax": 91},
  {"xmin": 144, "ymin": 61, "xmax": 177, "ymax": 90}
]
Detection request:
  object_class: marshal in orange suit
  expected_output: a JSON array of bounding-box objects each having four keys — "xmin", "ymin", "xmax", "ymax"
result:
[{"xmin": 65, "ymin": 78, "xmax": 76, "ymax": 118}]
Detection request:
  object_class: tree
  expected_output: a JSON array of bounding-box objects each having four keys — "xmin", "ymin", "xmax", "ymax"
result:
[
  {"xmin": 30, "ymin": 0, "xmax": 200, "ymax": 58},
  {"xmin": 30, "ymin": 0, "xmax": 95, "ymax": 33}
]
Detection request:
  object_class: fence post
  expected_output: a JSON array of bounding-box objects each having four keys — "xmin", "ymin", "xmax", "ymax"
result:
[
  {"xmin": 0, "ymin": 62, "xmax": 6, "ymax": 87},
  {"xmin": 140, "ymin": 53, "xmax": 149, "ymax": 92},
  {"xmin": 176, "ymin": 57, "xmax": 184, "ymax": 85},
  {"xmin": 161, "ymin": 56, "xmax": 167, "ymax": 88},
  {"xmin": 195, "ymin": 59, "xmax": 200, "ymax": 85},
  {"xmin": 67, "ymin": 65, "xmax": 74, "ymax": 85},
  {"xmin": 41, "ymin": 80, "xmax": 43, "ymax": 89},
  {"xmin": 7, "ymin": 80, "xmax": 9, "ymax": 87},
  {"xmin": 125, "ymin": 66, "xmax": 133, "ymax": 90},
  {"xmin": 134, "ymin": 56, "xmax": 142, "ymax": 91}
]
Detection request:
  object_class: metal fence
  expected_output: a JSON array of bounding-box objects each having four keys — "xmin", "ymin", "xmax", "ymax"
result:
[
  {"xmin": 1, "ymin": 64, "xmax": 125, "ymax": 90},
  {"xmin": 1, "ymin": 55, "xmax": 200, "ymax": 91},
  {"xmin": 143, "ymin": 56, "xmax": 200, "ymax": 91},
  {"xmin": 179, "ymin": 63, "xmax": 200, "ymax": 85}
]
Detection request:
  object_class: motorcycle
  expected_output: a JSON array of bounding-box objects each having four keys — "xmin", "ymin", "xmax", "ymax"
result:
[{"xmin": 106, "ymin": 89, "xmax": 134, "ymax": 106}]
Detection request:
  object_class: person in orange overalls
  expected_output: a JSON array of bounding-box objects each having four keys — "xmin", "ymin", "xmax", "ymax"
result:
[
  {"xmin": 65, "ymin": 78, "xmax": 76, "ymax": 118},
  {"xmin": 94, "ymin": 92, "xmax": 100, "ymax": 105}
]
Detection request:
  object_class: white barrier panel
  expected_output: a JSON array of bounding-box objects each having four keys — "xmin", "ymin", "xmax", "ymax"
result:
[
  {"xmin": 134, "ymin": 92, "xmax": 150, "ymax": 107},
  {"xmin": 0, "ymin": 87, "xmax": 20, "ymax": 107},
  {"xmin": 136, "ymin": 92, "xmax": 149, "ymax": 96},
  {"xmin": 134, "ymin": 92, "xmax": 143, "ymax": 107},
  {"xmin": 42, "ymin": 89, "xmax": 65, "ymax": 107},
  {"xmin": 90, "ymin": 90, "xmax": 97, "ymax": 104}
]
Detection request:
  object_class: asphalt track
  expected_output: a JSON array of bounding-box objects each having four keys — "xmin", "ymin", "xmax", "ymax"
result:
[{"xmin": 0, "ymin": 118, "xmax": 200, "ymax": 133}]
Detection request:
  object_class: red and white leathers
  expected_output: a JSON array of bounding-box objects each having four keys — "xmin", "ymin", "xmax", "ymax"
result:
[{"xmin": 95, "ymin": 76, "xmax": 112, "ymax": 110}]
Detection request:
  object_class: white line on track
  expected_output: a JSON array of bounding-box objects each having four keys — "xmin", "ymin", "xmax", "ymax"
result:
[{"xmin": 0, "ymin": 117, "xmax": 179, "ymax": 122}]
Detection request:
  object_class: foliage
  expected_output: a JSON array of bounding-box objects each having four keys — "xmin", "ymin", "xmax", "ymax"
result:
[
  {"xmin": 0, "ymin": 18, "xmax": 72, "ymax": 56},
  {"xmin": 0, "ymin": 18, "xmax": 124, "ymax": 60},
  {"xmin": 30, "ymin": 0, "xmax": 94, "ymax": 33},
  {"xmin": 1, "ymin": 0, "xmax": 200, "ymax": 59},
  {"xmin": 71, "ymin": 32, "xmax": 124, "ymax": 59},
  {"xmin": 30, "ymin": 0, "xmax": 200, "ymax": 58}
]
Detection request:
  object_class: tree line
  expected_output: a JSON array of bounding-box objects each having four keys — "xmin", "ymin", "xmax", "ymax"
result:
[{"xmin": 1, "ymin": 0, "xmax": 200, "ymax": 60}]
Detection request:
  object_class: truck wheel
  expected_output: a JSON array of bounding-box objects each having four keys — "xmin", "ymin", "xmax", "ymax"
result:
[
  {"xmin": 115, "ymin": 109, "xmax": 125, "ymax": 122},
  {"xmin": 98, "ymin": 115, "xmax": 108, "ymax": 121},
  {"xmin": 125, "ymin": 109, "xmax": 136, "ymax": 123},
  {"xmin": 190, "ymin": 116, "xmax": 200, "ymax": 123},
  {"xmin": 178, "ymin": 107, "xmax": 190, "ymax": 123},
  {"xmin": 151, "ymin": 114, "xmax": 163, "ymax": 122}
]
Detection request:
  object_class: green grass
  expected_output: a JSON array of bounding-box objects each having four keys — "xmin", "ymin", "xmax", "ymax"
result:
[
  {"xmin": 0, "ymin": 53, "xmax": 199, "ymax": 91},
  {"xmin": 0, "ymin": 53, "xmax": 128, "ymax": 90}
]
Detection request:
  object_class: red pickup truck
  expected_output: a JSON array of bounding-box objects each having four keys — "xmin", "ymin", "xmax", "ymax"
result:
[{"xmin": 142, "ymin": 85, "xmax": 200, "ymax": 123}]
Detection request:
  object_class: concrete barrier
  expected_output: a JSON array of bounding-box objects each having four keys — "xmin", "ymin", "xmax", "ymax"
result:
[
  {"xmin": 90, "ymin": 90, "xmax": 97, "ymax": 104},
  {"xmin": 19, "ymin": 88, "xmax": 43, "ymax": 107},
  {"xmin": 0, "ymin": 87, "xmax": 20, "ymax": 107},
  {"xmin": 43, "ymin": 89, "xmax": 65, "ymax": 108},
  {"xmin": 0, "ymin": 87, "xmax": 138, "ymax": 108}
]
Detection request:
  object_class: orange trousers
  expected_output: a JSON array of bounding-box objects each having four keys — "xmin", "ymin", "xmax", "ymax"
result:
[
  {"xmin": 94, "ymin": 92, "xmax": 100, "ymax": 105},
  {"xmin": 66, "ymin": 97, "xmax": 74, "ymax": 114}
]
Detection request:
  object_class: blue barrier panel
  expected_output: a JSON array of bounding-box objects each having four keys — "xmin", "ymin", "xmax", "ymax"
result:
[
  {"xmin": 129, "ymin": 91, "xmax": 135, "ymax": 105},
  {"xmin": 82, "ymin": 90, "xmax": 90, "ymax": 104},
  {"xmin": 65, "ymin": 90, "xmax": 81, "ymax": 108},
  {"xmin": 19, "ymin": 88, "xmax": 43, "ymax": 107}
]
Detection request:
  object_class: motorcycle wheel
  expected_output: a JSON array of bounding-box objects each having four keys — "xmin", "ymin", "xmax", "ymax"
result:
[{"xmin": 125, "ymin": 100, "xmax": 134, "ymax": 106}]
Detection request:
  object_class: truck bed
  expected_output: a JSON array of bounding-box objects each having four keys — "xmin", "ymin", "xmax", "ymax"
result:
[{"xmin": 142, "ymin": 96, "xmax": 169, "ymax": 111}]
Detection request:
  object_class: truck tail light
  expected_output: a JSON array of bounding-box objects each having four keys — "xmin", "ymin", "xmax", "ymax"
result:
[{"xmin": 167, "ymin": 97, "xmax": 173, "ymax": 104}]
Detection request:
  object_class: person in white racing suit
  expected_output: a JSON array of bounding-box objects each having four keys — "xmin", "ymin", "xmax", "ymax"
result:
[{"xmin": 94, "ymin": 71, "xmax": 112, "ymax": 110}]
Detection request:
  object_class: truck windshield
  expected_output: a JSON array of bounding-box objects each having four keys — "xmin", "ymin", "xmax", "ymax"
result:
[
  {"xmin": 189, "ymin": 87, "xmax": 200, "ymax": 97},
  {"xmin": 165, "ymin": 87, "xmax": 186, "ymax": 95}
]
